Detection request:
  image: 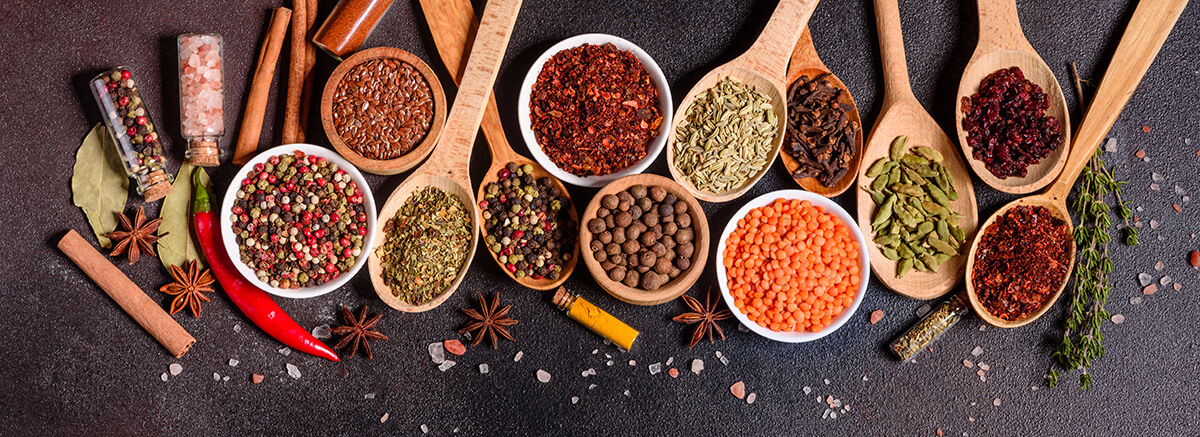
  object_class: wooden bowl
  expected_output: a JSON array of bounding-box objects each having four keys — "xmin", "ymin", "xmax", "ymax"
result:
[
  {"xmin": 368, "ymin": 174, "xmax": 479, "ymax": 312},
  {"xmin": 321, "ymin": 47, "xmax": 447, "ymax": 175},
  {"xmin": 578, "ymin": 174, "xmax": 709, "ymax": 306}
]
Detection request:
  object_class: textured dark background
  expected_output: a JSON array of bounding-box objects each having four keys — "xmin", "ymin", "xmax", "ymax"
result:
[{"xmin": 3, "ymin": 0, "xmax": 1199, "ymax": 435}]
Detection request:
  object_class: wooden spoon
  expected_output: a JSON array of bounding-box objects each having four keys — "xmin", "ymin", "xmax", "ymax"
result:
[
  {"xmin": 779, "ymin": 25, "xmax": 864, "ymax": 198},
  {"xmin": 665, "ymin": 0, "xmax": 818, "ymax": 204},
  {"xmin": 856, "ymin": 0, "xmax": 980, "ymax": 300},
  {"xmin": 368, "ymin": 0, "xmax": 523, "ymax": 312},
  {"xmin": 954, "ymin": 0, "xmax": 1072, "ymax": 194},
  {"xmin": 964, "ymin": 0, "xmax": 1187, "ymax": 328},
  {"xmin": 419, "ymin": 0, "xmax": 579, "ymax": 291}
]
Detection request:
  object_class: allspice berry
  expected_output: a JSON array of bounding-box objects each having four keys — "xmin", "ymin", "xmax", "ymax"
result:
[
  {"xmin": 609, "ymin": 266, "xmax": 627, "ymax": 282},
  {"xmin": 615, "ymin": 211, "xmax": 633, "ymax": 227},
  {"xmin": 640, "ymin": 251, "xmax": 657, "ymax": 267},
  {"xmin": 588, "ymin": 184, "xmax": 700, "ymax": 291},
  {"xmin": 588, "ymin": 218, "xmax": 606, "ymax": 234},
  {"xmin": 641, "ymin": 272, "xmax": 665, "ymax": 291},
  {"xmin": 649, "ymin": 186, "xmax": 667, "ymax": 202},
  {"xmin": 601, "ymin": 194, "xmax": 619, "ymax": 209}
]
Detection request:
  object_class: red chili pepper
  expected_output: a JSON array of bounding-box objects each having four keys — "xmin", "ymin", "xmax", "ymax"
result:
[{"xmin": 191, "ymin": 168, "xmax": 339, "ymax": 362}]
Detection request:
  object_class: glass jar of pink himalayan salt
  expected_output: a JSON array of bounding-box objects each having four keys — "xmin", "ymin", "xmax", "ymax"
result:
[{"xmin": 177, "ymin": 33, "xmax": 224, "ymax": 166}]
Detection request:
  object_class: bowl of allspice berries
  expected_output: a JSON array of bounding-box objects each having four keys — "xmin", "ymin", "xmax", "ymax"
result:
[{"xmin": 579, "ymin": 174, "xmax": 709, "ymax": 305}]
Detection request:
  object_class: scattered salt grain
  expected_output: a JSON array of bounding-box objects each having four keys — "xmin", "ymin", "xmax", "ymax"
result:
[
  {"xmin": 823, "ymin": 409, "xmax": 831, "ymax": 419},
  {"xmin": 916, "ymin": 303, "xmax": 932, "ymax": 317},
  {"xmin": 1139, "ymin": 273, "xmax": 1154, "ymax": 286},
  {"xmin": 572, "ymin": 397, "xmax": 579, "ymax": 404},
  {"xmin": 1151, "ymin": 183, "xmax": 1161, "ymax": 191},
  {"xmin": 438, "ymin": 360, "xmax": 456, "ymax": 372},
  {"xmin": 963, "ymin": 360, "xmax": 974, "ymax": 368},
  {"xmin": 1155, "ymin": 261, "xmax": 1165, "ymax": 271},
  {"xmin": 738, "ymin": 323, "xmax": 750, "ymax": 332},
  {"xmin": 623, "ymin": 389, "xmax": 631, "ymax": 397},
  {"xmin": 581, "ymin": 368, "xmax": 597, "ymax": 377},
  {"xmin": 869, "ymin": 310, "xmax": 884, "ymax": 324},
  {"xmin": 311, "ymin": 324, "xmax": 331, "ymax": 339},
  {"xmin": 1175, "ymin": 283, "xmax": 1182, "ymax": 291},
  {"xmin": 691, "ymin": 359, "xmax": 704, "ymax": 375},
  {"xmin": 629, "ymin": 360, "xmax": 636, "ymax": 366},
  {"xmin": 606, "ymin": 360, "xmax": 614, "ymax": 366},
  {"xmin": 971, "ymin": 346, "xmax": 983, "ymax": 357},
  {"xmin": 444, "ymin": 339, "xmax": 466, "ymax": 356},
  {"xmin": 1176, "ymin": 185, "xmax": 1187, "ymax": 195},
  {"xmin": 1144, "ymin": 284, "xmax": 1159, "ymax": 295},
  {"xmin": 969, "ymin": 417, "xmax": 976, "ymax": 422},
  {"xmin": 537, "ymin": 369, "xmax": 551, "ymax": 383},
  {"xmin": 223, "ymin": 376, "xmax": 230, "ymax": 382},
  {"xmin": 365, "ymin": 393, "xmax": 376, "ymax": 399},
  {"xmin": 824, "ymin": 379, "xmax": 830, "ymax": 385},
  {"xmin": 747, "ymin": 393, "xmax": 757, "ymax": 404},
  {"xmin": 279, "ymin": 347, "xmax": 291, "ymax": 356},
  {"xmin": 421, "ymin": 424, "xmax": 428, "ymax": 433},
  {"xmin": 993, "ymin": 398, "xmax": 1001, "ymax": 407},
  {"xmin": 831, "ymin": 412, "xmax": 838, "ymax": 419},
  {"xmin": 214, "ymin": 372, "xmax": 221, "ymax": 381},
  {"xmin": 514, "ymin": 351, "xmax": 524, "ymax": 362},
  {"xmin": 1112, "ymin": 314, "xmax": 1126, "ymax": 324},
  {"xmin": 1152, "ymin": 172, "xmax": 1165, "ymax": 182},
  {"xmin": 649, "ymin": 363, "xmax": 662, "ymax": 375},
  {"xmin": 979, "ymin": 325, "xmax": 987, "ymax": 331},
  {"xmin": 380, "ymin": 413, "xmax": 388, "ymax": 423},
  {"xmin": 233, "ymin": 323, "xmax": 242, "ymax": 333},
  {"xmin": 803, "ymin": 386, "xmax": 811, "ymax": 395},
  {"xmin": 1104, "ymin": 138, "xmax": 1117, "ymax": 152},
  {"xmin": 666, "ymin": 357, "xmax": 674, "ymax": 366},
  {"xmin": 589, "ymin": 384, "xmax": 597, "ymax": 390},
  {"xmin": 1150, "ymin": 219, "xmax": 1160, "ymax": 229},
  {"xmin": 669, "ymin": 368, "xmax": 679, "ymax": 378},
  {"xmin": 229, "ymin": 359, "xmax": 239, "ymax": 367},
  {"xmin": 479, "ymin": 364, "xmax": 489, "ymax": 374},
  {"xmin": 1130, "ymin": 296, "xmax": 1143, "ymax": 305},
  {"xmin": 429, "ymin": 342, "xmax": 446, "ymax": 364},
  {"xmin": 252, "ymin": 374, "xmax": 264, "ymax": 384},
  {"xmin": 160, "ymin": 373, "xmax": 168, "ymax": 382},
  {"xmin": 1160, "ymin": 276, "xmax": 1172, "ymax": 286},
  {"xmin": 730, "ymin": 381, "xmax": 746, "ymax": 399},
  {"xmin": 719, "ymin": 355, "xmax": 730, "ymax": 366},
  {"xmin": 978, "ymin": 363, "xmax": 990, "ymax": 371},
  {"xmin": 715, "ymin": 351, "xmax": 723, "ymax": 359},
  {"xmin": 592, "ymin": 349, "xmax": 598, "ymax": 354},
  {"xmin": 286, "ymin": 363, "xmax": 301, "ymax": 379},
  {"xmin": 170, "ymin": 363, "xmax": 183, "ymax": 375}
]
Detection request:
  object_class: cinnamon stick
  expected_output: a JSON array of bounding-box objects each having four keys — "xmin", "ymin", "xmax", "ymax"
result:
[
  {"xmin": 282, "ymin": 0, "xmax": 307, "ymax": 144},
  {"xmin": 297, "ymin": 0, "xmax": 319, "ymax": 133},
  {"xmin": 57, "ymin": 230, "xmax": 196, "ymax": 358},
  {"xmin": 233, "ymin": 7, "xmax": 292, "ymax": 165}
]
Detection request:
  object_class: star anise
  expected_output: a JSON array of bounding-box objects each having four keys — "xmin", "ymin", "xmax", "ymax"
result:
[
  {"xmin": 159, "ymin": 260, "xmax": 215, "ymax": 317},
  {"xmin": 105, "ymin": 205, "xmax": 166, "ymax": 264},
  {"xmin": 459, "ymin": 292, "xmax": 517, "ymax": 349},
  {"xmin": 672, "ymin": 288, "xmax": 733, "ymax": 348},
  {"xmin": 332, "ymin": 305, "xmax": 388, "ymax": 359}
]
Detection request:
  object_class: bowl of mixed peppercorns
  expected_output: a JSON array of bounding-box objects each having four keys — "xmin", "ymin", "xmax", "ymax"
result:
[{"xmin": 220, "ymin": 144, "xmax": 377, "ymax": 298}]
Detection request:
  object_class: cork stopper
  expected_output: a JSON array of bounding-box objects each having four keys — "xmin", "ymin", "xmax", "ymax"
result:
[
  {"xmin": 551, "ymin": 286, "xmax": 574, "ymax": 310},
  {"xmin": 143, "ymin": 169, "xmax": 174, "ymax": 202},
  {"xmin": 187, "ymin": 140, "xmax": 221, "ymax": 167}
]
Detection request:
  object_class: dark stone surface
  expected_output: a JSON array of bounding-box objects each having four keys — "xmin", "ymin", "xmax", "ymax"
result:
[{"xmin": 3, "ymin": 0, "xmax": 1199, "ymax": 435}]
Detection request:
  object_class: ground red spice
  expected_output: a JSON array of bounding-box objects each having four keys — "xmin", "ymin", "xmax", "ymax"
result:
[
  {"xmin": 972, "ymin": 205, "xmax": 1071, "ymax": 321},
  {"xmin": 961, "ymin": 67, "xmax": 1062, "ymax": 179},
  {"xmin": 529, "ymin": 43, "xmax": 662, "ymax": 177}
]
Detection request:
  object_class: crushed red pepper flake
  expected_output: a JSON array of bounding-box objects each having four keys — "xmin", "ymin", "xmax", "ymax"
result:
[
  {"xmin": 971, "ymin": 205, "xmax": 1071, "ymax": 321},
  {"xmin": 529, "ymin": 43, "xmax": 662, "ymax": 177}
]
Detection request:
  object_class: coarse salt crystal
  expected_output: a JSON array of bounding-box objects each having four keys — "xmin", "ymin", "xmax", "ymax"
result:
[
  {"xmin": 916, "ymin": 304, "xmax": 932, "ymax": 317},
  {"xmin": 592, "ymin": 349, "xmax": 598, "ymax": 354},
  {"xmin": 170, "ymin": 363, "xmax": 183, "ymax": 375},
  {"xmin": 746, "ymin": 393, "xmax": 757, "ymax": 404},
  {"xmin": 669, "ymin": 368, "xmax": 679, "ymax": 378},
  {"xmin": 229, "ymin": 359, "xmax": 239, "ymax": 367},
  {"xmin": 803, "ymin": 386, "xmax": 811, "ymax": 395},
  {"xmin": 286, "ymin": 363, "xmax": 301, "ymax": 379},
  {"xmin": 311, "ymin": 324, "xmax": 331, "ymax": 339},
  {"xmin": 1144, "ymin": 284, "xmax": 1159, "ymax": 295},
  {"xmin": 666, "ymin": 357, "xmax": 674, "ymax": 366},
  {"xmin": 623, "ymin": 389, "xmax": 631, "ymax": 397},
  {"xmin": 233, "ymin": 323, "xmax": 241, "ymax": 333},
  {"xmin": 691, "ymin": 359, "xmax": 704, "ymax": 375},
  {"xmin": 279, "ymin": 347, "xmax": 291, "ymax": 356},
  {"xmin": 537, "ymin": 369, "xmax": 551, "ymax": 383},
  {"xmin": 438, "ymin": 360, "xmax": 456, "ymax": 372},
  {"xmin": 649, "ymin": 363, "xmax": 662, "ymax": 375},
  {"xmin": 572, "ymin": 397, "xmax": 579, "ymax": 404},
  {"xmin": 1151, "ymin": 183, "xmax": 1161, "ymax": 191},
  {"xmin": 1112, "ymin": 314, "xmax": 1126, "ymax": 324},
  {"xmin": 1138, "ymin": 273, "xmax": 1154, "ymax": 286},
  {"xmin": 365, "ymin": 393, "xmax": 376, "ymax": 399},
  {"xmin": 971, "ymin": 346, "xmax": 983, "ymax": 357},
  {"xmin": 870, "ymin": 310, "xmax": 884, "ymax": 324},
  {"xmin": 824, "ymin": 379, "xmax": 830, "ymax": 385},
  {"xmin": 213, "ymin": 372, "xmax": 221, "ymax": 381},
  {"xmin": 1155, "ymin": 261, "xmax": 1165, "ymax": 271},
  {"xmin": 629, "ymin": 360, "xmax": 637, "ymax": 366},
  {"xmin": 979, "ymin": 363, "xmax": 990, "ymax": 371},
  {"xmin": 1160, "ymin": 276, "xmax": 1172, "ymax": 286},
  {"xmin": 730, "ymin": 381, "xmax": 746, "ymax": 399},
  {"xmin": 421, "ymin": 424, "xmax": 428, "ymax": 433},
  {"xmin": 223, "ymin": 376, "xmax": 230, "ymax": 382},
  {"xmin": 380, "ymin": 413, "xmax": 388, "ymax": 423},
  {"xmin": 479, "ymin": 364, "xmax": 489, "ymax": 374},
  {"xmin": 1131, "ymin": 296, "xmax": 1143, "ymax": 305},
  {"xmin": 429, "ymin": 342, "xmax": 446, "ymax": 364},
  {"xmin": 1152, "ymin": 172, "xmax": 1165, "ymax": 181},
  {"xmin": 993, "ymin": 398, "xmax": 1001, "ymax": 407},
  {"xmin": 963, "ymin": 360, "xmax": 974, "ymax": 368},
  {"xmin": 1175, "ymin": 283, "xmax": 1183, "ymax": 291},
  {"xmin": 1150, "ymin": 219, "xmax": 1160, "ymax": 229},
  {"xmin": 606, "ymin": 360, "xmax": 614, "ymax": 366},
  {"xmin": 514, "ymin": 351, "xmax": 524, "ymax": 362},
  {"xmin": 160, "ymin": 373, "xmax": 168, "ymax": 382}
]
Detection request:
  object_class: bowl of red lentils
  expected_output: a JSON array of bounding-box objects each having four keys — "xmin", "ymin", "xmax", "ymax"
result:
[
  {"xmin": 518, "ymin": 34, "xmax": 673, "ymax": 188},
  {"xmin": 716, "ymin": 190, "xmax": 868, "ymax": 343},
  {"xmin": 220, "ymin": 144, "xmax": 377, "ymax": 298}
]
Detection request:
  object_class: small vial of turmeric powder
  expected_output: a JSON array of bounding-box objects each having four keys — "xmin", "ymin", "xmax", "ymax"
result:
[{"xmin": 551, "ymin": 287, "xmax": 639, "ymax": 351}]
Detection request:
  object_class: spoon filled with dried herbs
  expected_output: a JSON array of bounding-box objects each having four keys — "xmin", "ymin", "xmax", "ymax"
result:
[
  {"xmin": 856, "ymin": 0, "xmax": 979, "ymax": 300},
  {"xmin": 954, "ymin": 0, "xmax": 1071, "ymax": 194},
  {"xmin": 368, "ymin": 0, "xmax": 523, "ymax": 312},
  {"xmin": 963, "ymin": 0, "xmax": 1186, "ymax": 328},
  {"xmin": 665, "ymin": 0, "xmax": 819, "ymax": 203},
  {"xmin": 780, "ymin": 25, "xmax": 863, "ymax": 198},
  {"xmin": 420, "ymin": 0, "xmax": 580, "ymax": 291}
]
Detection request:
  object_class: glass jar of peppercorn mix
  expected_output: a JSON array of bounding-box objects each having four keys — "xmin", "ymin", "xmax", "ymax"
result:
[
  {"xmin": 89, "ymin": 67, "xmax": 173, "ymax": 201},
  {"xmin": 177, "ymin": 33, "xmax": 225, "ymax": 167}
]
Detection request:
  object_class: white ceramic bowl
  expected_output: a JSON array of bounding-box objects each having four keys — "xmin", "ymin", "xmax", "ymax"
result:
[
  {"xmin": 517, "ymin": 33, "xmax": 673, "ymax": 188},
  {"xmin": 715, "ymin": 190, "xmax": 869, "ymax": 343},
  {"xmin": 220, "ymin": 143, "xmax": 377, "ymax": 299}
]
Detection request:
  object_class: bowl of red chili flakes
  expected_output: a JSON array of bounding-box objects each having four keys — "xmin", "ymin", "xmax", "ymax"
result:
[{"xmin": 518, "ymin": 34, "xmax": 673, "ymax": 188}]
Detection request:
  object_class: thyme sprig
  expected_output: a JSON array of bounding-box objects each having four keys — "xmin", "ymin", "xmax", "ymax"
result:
[{"xmin": 1048, "ymin": 62, "xmax": 1139, "ymax": 389}]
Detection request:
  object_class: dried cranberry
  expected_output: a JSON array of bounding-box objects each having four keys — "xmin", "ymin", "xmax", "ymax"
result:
[{"xmin": 961, "ymin": 67, "xmax": 1062, "ymax": 179}]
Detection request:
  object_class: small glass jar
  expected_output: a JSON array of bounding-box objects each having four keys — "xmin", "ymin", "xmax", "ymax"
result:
[
  {"xmin": 178, "ymin": 33, "xmax": 224, "ymax": 166},
  {"xmin": 889, "ymin": 293, "xmax": 970, "ymax": 361},
  {"xmin": 89, "ymin": 67, "xmax": 173, "ymax": 201}
]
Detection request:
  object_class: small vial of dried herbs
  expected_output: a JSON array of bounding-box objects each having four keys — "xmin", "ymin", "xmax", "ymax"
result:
[
  {"xmin": 377, "ymin": 187, "xmax": 471, "ymax": 304},
  {"xmin": 889, "ymin": 293, "xmax": 969, "ymax": 361},
  {"xmin": 673, "ymin": 77, "xmax": 778, "ymax": 194},
  {"xmin": 480, "ymin": 163, "xmax": 577, "ymax": 281}
]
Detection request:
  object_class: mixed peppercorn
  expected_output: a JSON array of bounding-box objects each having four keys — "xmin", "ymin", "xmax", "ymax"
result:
[
  {"xmin": 230, "ymin": 151, "xmax": 368, "ymax": 289},
  {"xmin": 481, "ymin": 163, "xmax": 576, "ymax": 281},
  {"xmin": 92, "ymin": 68, "xmax": 168, "ymax": 175}
]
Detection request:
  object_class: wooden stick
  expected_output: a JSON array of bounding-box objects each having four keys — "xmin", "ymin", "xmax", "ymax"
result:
[
  {"xmin": 282, "ymin": 0, "xmax": 307, "ymax": 144},
  {"xmin": 233, "ymin": 7, "xmax": 292, "ymax": 165},
  {"xmin": 58, "ymin": 230, "xmax": 196, "ymax": 358},
  {"xmin": 297, "ymin": 0, "xmax": 319, "ymax": 136}
]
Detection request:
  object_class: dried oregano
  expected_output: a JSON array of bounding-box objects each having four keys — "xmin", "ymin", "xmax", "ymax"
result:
[{"xmin": 377, "ymin": 187, "xmax": 471, "ymax": 305}]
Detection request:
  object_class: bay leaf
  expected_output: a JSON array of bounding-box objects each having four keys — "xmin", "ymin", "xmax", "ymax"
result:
[
  {"xmin": 158, "ymin": 163, "xmax": 210, "ymax": 271},
  {"xmin": 72, "ymin": 124, "xmax": 129, "ymax": 248}
]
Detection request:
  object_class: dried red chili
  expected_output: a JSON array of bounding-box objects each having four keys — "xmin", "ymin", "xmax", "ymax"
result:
[
  {"xmin": 529, "ymin": 43, "xmax": 662, "ymax": 177},
  {"xmin": 961, "ymin": 67, "xmax": 1062, "ymax": 179},
  {"xmin": 972, "ymin": 205, "xmax": 1071, "ymax": 321}
]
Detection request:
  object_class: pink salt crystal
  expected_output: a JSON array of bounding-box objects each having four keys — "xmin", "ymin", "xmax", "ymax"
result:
[
  {"xmin": 1144, "ymin": 284, "xmax": 1158, "ymax": 295},
  {"xmin": 869, "ymin": 310, "xmax": 884, "ymax": 325},
  {"xmin": 730, "ymin": 381, "xmax": 746, "ymax": 399}
]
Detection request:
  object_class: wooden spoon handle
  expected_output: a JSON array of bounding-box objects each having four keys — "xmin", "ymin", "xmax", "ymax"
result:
[
  {"xmin": 740, "ymin": 0, "xmax": 818, "ymax": 81},
  {"xmin": 872, "ymin": 0, "xmax": 917, "ymax": 105},
  {"xmin": 419, "ymin": 0, "xmax": 519, "ymax": 164},
  {"xmin": 417, "ymin": 0, "xmax": 523, "ymax": 185},
  {"xmin": 1046, "ymin": 0, "xmax": 1188, "ymax": 201},
  {"xmin": 787, "ymin": 25, "xmax": 827, "ymax": 76},
  {"xmin": 974, "ymin": 0, "xmax": 1030, "ymax": 53}
]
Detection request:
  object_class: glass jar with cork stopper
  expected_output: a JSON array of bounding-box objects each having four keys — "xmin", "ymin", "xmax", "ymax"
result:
[
  {"xmin": 89, "ymin": 67, "xmax": 173, "ymax": 202},
  {"xmin": 178, "ymin": 33, "xmax": 224, "ymax": 166}
]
